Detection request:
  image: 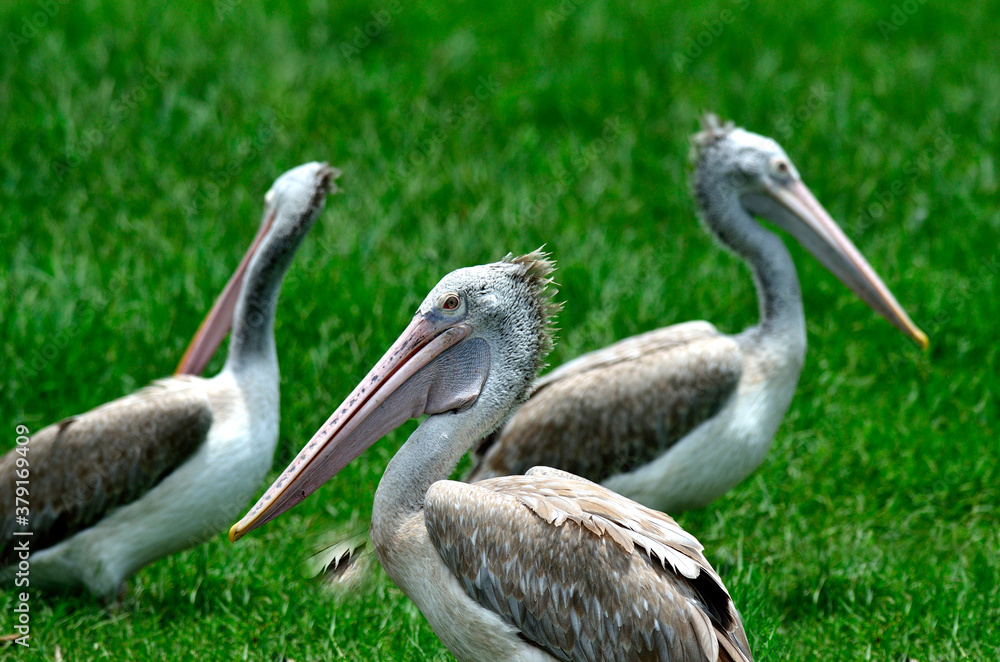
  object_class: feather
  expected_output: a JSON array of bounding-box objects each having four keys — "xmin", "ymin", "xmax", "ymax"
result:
[{"xmin": 425, "ymin": 471, "xmax": 753, "ymax": 661}]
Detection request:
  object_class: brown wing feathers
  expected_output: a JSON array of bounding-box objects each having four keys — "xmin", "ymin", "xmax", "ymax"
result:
[
  {"xmin": 470, "ymin": 326, "xmax": 742, "ymax": 483},
  {"xmin": 0, "ymin": 381, "xmax": 212, "ymax": 564},
  {"xmin": 425, "ymin": 472, "xmax": 753, "ymax": 661}
]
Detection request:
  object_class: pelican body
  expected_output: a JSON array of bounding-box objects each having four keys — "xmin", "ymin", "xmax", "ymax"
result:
[
  {"xmin": 0, "ymin": 162, "xmax": 338, "ymax": 597},
  {"xmin": 232, "ymin": 253, "xmax": 753, "ymax": 662},
  {"xmin": 468, "ymin": 117, "xmax": 928, "ymax": 514}
]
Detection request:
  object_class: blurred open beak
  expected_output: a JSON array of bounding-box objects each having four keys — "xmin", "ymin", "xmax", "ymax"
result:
[
  {"xmin": 174, "ymin": 208, "xmax": 277, "ymax": 375},
  {"xmin": 230, "ymin": 314, "xmax": 489, "ymax": 542},
  {"xmin": 747, "ymin": 180, "xmax": 929, "ymax": 349}
]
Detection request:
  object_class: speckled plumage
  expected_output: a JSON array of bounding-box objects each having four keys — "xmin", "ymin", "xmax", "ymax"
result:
[
  {"xmin": 469, "ymin": 322, "xmax": 742, "ymax": 484},
  {"xmin": 470, "ymin": 116, "xmax": 926, "ymax": 514},
  {"xmin": 235, "ymin": 251, "xmax": 754, "ymax": 660},
  {"xmin": 425, "ymin": 467, "xmax": 752, "ymax": 662},
  {"xmin": 468, "ymin": 119, "xmax": 809, "ymax": 511}
]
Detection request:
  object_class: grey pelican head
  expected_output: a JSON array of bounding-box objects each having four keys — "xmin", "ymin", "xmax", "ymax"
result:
[
  {"xmin": 229, "ymin": 251, "xmax": 559, "ymax": 540},
  {"xmin": 176, "ymin": 162, "xmax": 340, "ymax": 375},
  {"xmin": 691, "ymin": 114, "xmax": 928, "ymax": 348}
]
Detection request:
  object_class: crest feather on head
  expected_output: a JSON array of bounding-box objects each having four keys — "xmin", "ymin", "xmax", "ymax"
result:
[
  {"xmin": 500, "ymin": 249, "xmax": 562, "ymax": 373},
  {"xmin": 690, "ymin": 113, "xmax": 737, "ymax": 163}
]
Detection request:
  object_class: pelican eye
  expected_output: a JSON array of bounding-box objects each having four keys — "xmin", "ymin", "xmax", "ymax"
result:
[
  {"xmin": 770, "ymin": 157, "xmax": 792, "ymax": 178},
  {"xmin": 440, "ymin": 294, "xmax": 461, "ymax": 311}
]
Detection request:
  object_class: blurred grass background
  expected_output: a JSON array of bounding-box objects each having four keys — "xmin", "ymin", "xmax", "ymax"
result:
[{"xmin": 1, "ymin": 0, "xmax": 997, "ymax": 659}]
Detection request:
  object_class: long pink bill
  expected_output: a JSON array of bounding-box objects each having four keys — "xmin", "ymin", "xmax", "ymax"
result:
[
  {"xmin": 751, "ymin": 180, "xmax": 929, "ymax": 348},
  {"xmin": 174, "ymin": 208, "xmax": 277, "ymax": 375},
  {"xmin": 230, "ymin": 314, "xmax": 490, "ymax": 542}
]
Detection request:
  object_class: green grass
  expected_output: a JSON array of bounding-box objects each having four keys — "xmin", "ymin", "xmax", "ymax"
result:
[{"xmin": 1, "ymin": 0, "xmax": 997, "ymax": 658}]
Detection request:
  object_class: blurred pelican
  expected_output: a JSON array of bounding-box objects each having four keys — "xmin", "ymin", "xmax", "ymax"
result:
[
  {"xmin": 469, "ymin": 116, "xmax": 927, "ymax": 513},
  {"xmin": 0, "ymin": 163, "xmax": 338, "ymax": 597}
]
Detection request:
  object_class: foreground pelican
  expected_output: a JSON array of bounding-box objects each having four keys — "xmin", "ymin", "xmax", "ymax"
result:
[
  {"xmin": 468, "ymin": 116, "xmax": 928, "ymax": 513},
  {"xmin": 0, "ymin": 162, "xmax": 338, "ymax": 597},
  {"xmin": 231, "ymin": 252, "xmax": 753, "ymax": 662}
]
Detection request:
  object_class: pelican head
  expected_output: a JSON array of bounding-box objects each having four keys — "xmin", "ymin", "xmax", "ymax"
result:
[
  {"xmin": 229, "ymin": 251, "xmax": 559, "ymax": 541},
  {"xmin": 176, "ymin": 162, "xmax": 340, "ymax": 375},
  {"xmin": 260, "ymin": 162, "xmax": 340, "ymax": 246},
  {"xmin": 691, "ymin": 114, "xmax": 928, "ymax": 348}
]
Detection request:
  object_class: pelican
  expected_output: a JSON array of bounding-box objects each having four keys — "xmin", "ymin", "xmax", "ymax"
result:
[
  {"xmin": 468, "ymin": 116, "xmax": 928, "ymax": 513},
  {"xmin": 231, "ymin": 252, "xmax": 753, "ymax": 662},
  {"xmin": 0, "ymin": 162, "xmax": 338, "ymax": 597}
]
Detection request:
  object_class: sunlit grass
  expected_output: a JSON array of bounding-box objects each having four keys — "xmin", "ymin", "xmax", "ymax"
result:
[{"xmin": 1, "ymin": 0, "xmax": 997, "ymax": 659}]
